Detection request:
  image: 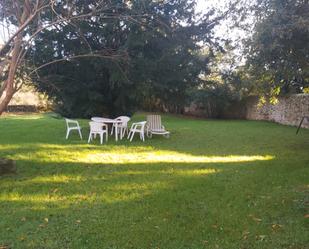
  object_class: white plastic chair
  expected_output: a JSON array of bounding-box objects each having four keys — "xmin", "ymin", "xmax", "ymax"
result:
[
  {"xmin": 88, "ymin": 121, "xmax": 108, "ymax": 144},
  {"xmin": 111, "ymin": 116, "xmax": 131, "ymax": 139},
  {"xmin": 127, "ymin": 121, "xmax": 147, "ymax": 142},
  {"xmin": 65, "ymin": 118, "xmax": 82, "ymax": 140},
  {"xmin": 146, "ymin": 115, "xmax": 170, "ymax": 138}
]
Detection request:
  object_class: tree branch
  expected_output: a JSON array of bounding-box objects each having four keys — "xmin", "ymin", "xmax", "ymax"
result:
[{"xmin": 29, "ymin": 51, "xmax": 128, "ymax": 75}]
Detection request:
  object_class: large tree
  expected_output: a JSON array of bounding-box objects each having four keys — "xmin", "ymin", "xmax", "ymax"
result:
[
  {"xmin": 243, "ymin": 0, "xmax": 309, "ymax": 96},
  {"xmin": 30, "ymin": 0, "xmax": 222, "ymax": 117}
]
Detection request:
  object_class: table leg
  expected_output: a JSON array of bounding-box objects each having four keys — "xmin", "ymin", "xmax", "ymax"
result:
[
  {"xmin": 115, "ymin": 123, "xmax": 118, "ymax": 142},
  {"xmin": 120, "ymin": 127, "xmax": 123, "ymax": 140}
]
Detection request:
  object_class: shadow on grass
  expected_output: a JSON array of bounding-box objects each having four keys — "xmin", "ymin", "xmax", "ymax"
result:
[
  {"xmin": 0, "ymin": 154, "xmax": 307, "ymax": 248},
  {"xmin": 0, "ymin": 157, "xmax": 282, "ymax": 249}
]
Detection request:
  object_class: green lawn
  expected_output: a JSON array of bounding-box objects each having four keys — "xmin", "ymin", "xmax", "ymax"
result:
[{"xmin": 0, "ymin": 113, "xmax": 308, "ymax": 249}]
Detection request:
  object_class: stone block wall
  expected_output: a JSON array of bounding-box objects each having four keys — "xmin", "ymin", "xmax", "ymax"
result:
[
  {"xmin": 245, "ymin": 94, "xmax": 309, "ymax": 128},
  {"xmin": 7, "ymin": 85, "xmax": 50, "ymax": 112},
  {"xmin": 5, "ymin": 105, "xmax": 37, "ymax": 112}
]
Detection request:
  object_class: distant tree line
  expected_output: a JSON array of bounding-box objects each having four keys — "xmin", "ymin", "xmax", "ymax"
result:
[
  {"xmin": 188, "ymin": 0, "xmax": 309, "ymax": 117},
  {"xmin": 240, "ymin": 0, "xmax": 309, "ymax": 102}
]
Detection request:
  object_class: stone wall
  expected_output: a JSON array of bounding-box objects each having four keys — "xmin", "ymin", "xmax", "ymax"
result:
[
  {"xmin": 245, "ymin": 94, "xmax": 309, "ymax": 128},
  {"xmin": 6, "ymin": 85, "xmax": 51, "ymax": 112},
  {"xmin": 5, "ymin": 105, "xmax": 37, "ymax": 112},
  {"xmin": 184, "ymin": 94, "xmax": 309, "ymax": 128}
]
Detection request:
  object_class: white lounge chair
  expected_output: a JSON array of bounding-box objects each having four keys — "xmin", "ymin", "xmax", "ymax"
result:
[
  {"xmin": 146, "ymin": 115, "xmax": 170, "ymax": 138},
  {"xmin": 111, "ymin": 116, "xmax": 130, "ymax": 139},
  {"xmin": 65, "ymin": 118, "xmax": 82, "ymax": 140},
  {"xmin": 88, "ymin": 121, "xmax": 108, "ymax": 144},
  {"xmin": 127, "ymin": 121, "xmax": 147, "ymax": 142}
]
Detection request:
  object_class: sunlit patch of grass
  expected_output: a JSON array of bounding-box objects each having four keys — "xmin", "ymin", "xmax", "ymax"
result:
[
  {"xmin": 113, "ymin": 168, "xmax": 220, "ymax": 176},
  {"xmin": 9, "ymin": 143, "xmax": 274, "ymax": 164},
  {"xmin": 27, "ymin": 175, "xmax": 83, "ymax": 183},
  {"xmin": 82, "ymin": 152, "xmax": 274, "ymax": 164},
  {"xmin": 0, "ymin": 193, "xmax": 67, "ymax": 206},
  {"xmin": 173, "ymin": 168, "xmax": 219, "ymax": 176},
  {"xmin": 0, "ymin": 144, "xmax": 22, "ymax": 151},
  {"xmin": 0, "ymin": 179, "xmax": 170, "ymax": 207},
  {"xmin": 2, "ymin": 113, "xmax": 44, "ymax": 119}
]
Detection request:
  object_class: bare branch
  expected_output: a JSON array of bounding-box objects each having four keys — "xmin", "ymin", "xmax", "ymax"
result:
[
  {"xmin": 29, "ymin": 51, "xmax": 128, "ymax": 75},
  {"xmin": 0, "ymin": 1, "xmax": 51, "ymax": 55}
]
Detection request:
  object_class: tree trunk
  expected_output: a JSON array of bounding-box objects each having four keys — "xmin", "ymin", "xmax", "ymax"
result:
[
  {"xmin": 0, "ymin": 2, "xmax": 30, "ymax": 115},
  {"xmin": 0, "ymin": 35, "xmax": 22, "ymax": 115}
]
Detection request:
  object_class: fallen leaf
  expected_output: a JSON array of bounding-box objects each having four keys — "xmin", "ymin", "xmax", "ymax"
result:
[
  {"xmin": 252, "ymin": 217, "xmax": 262, "ymax": 222},
  {"xmin": 271, "ymin": 224, "xmax": 283, "ymax": 230},
  {"xmin": 44, "ymin": 218, "xmax": 49, "ymax": 223},
  {"xmin": 19, "ymin": 236, "xmax": 26, "ymax": 241},
  {"xmin": 0, "ymin": 245, "xmax": 10, "ymax": 249},
  {"xmin": 79, "ymin": 195, "xmax": 88, "ymax": 200}
]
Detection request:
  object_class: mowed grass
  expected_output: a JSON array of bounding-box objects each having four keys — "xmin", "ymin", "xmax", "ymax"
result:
[{"xmin": 0, "ymin": 113, "xmax": 308, "ymax": 249}]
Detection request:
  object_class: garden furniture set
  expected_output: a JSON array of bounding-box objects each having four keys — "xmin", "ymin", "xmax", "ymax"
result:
[{"xmin": 65, "ymin": 115, "xmax": 170, "ymax": 144}]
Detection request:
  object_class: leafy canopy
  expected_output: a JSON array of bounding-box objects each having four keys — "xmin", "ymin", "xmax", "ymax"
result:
[
  {"xmin": 244, "ymin": 0, "xmax": 309, "ymax": 96},
  {"xmin": 30, "ymin": 0, "xmax": 221, "ymax": 117}
]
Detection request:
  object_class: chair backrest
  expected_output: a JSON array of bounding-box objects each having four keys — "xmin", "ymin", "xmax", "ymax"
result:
[
  {"xmin": 116, "ymin": 116, "xmax": 131, "ymax": 126},
  {"xmin": 146, "ymin": 115, "xmax": 162, "ymax": 130},
  {"xmin": 65, "ymin": 118, "xmax": 80, "ymax": 128},
  {"xmin": 89, "ymin": 121, "xmax": 107, "ymax": 132}
]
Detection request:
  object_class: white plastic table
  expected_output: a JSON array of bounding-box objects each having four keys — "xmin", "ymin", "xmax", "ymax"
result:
[{"xmin": 91, "ymin": 117, "xmax": 123, "ymax": 141}]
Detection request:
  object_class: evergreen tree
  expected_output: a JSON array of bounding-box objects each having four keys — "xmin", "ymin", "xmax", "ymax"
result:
[{"xmin": 30, "ymin": 0, "xmax": 221, "ymax": 117}]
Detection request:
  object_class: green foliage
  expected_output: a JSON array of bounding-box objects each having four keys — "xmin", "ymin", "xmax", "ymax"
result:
[
  {"xmin": 187, "ymin": 47, "xmax": 251, "ymax": 118},
  {"xmin": 0, "ymin": 113, "xmax": 308, "ymax": 248},
  {"xmin": 187, "ymin": 83, "xmax": 237, "ymax": 118},
  {"xmin": 29, "ymin": 0, "xmax": 220, "ymax": 117},
  {"xmin": 245, "ymin": 0, "xmax": 309, "ymax": 95}
]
